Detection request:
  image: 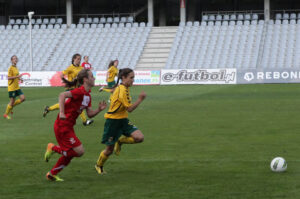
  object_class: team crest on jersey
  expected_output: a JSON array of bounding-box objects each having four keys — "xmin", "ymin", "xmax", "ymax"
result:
[
  {"xmin": 82, "ymin": 95, "xmax": 90, "ymax": 106},
  {"xmin": 108, "ymin": 137, "xmax": 113, "ymax": 142},
  {"xmin": 69, "ymin": 137, "xmax": 76, "ymax": 144}
]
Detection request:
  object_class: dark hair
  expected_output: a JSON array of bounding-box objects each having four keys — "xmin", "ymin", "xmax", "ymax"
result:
[
  {"xmin": 108, "ymin": 59, "xmax": 118, "ymax": 69},
  {"xmin": 11, "ymin": 55, "xmax": 17, "ymax": 61},
  {"xmin": 72, "ymin": 53, "xmax": 81, "ymax": 65},
  {"xmin": 113, "ymin": 68, "xmax": 133, "ymax": 88},
  {"xmin": 62, "ymin": 69, "xmax": 90, "ymax": 88}
]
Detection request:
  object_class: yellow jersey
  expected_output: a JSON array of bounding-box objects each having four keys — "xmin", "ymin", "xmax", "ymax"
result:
[
  {"xmin": 104, "ymin": 84, "xmax": 132, "ymax": 119},
  {"xmin": 107, "ymin": 66, "xmax": 118, "ymax": 82},
  {"xmin": 62, "ymin": 64, "xmax": 83, "ymax": 89},
  {"xmin": 7, "ymin": 65, "xmax": 20, "ymax": 91}
]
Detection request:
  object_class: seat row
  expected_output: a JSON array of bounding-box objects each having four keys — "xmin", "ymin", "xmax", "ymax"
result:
[
  {"xmin": 9, "ymin": 18, "xmax": 63, "ymax": 25},
  {"xmin": 0, "ymin": 22, "xmax": 152, "ymax": 31},
  {"xmin": 202, "ymin": 13, "xmax": 260, "ymax": 22},
  {"xmin": 78, "ymin": 16, "xmax": 134, "ymax": 24}
]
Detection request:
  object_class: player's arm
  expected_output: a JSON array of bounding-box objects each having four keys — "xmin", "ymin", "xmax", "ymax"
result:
[
  {"xmin": 7, "ymin": 75, "xmax": 22, "ymax": 80},
  {"xmin": 106, "ymin": 68, "xmax": 112, "ymax": 81},
  {"xmin": 86, "ymin": 100, "xmax": 107, "ymax": 118},
  {"xmin": 127, "ymin": 91, "xmax": 146, "ymax": 112},
  {"xmin": 58, "ymin": 91, "xmax": 72, "ymax": 120},
  {"xmin": 60, "ymin": 66, "xmax": 71, "ymax": 79},
  {"xmin": 7, "ymin": 69, "xmax": 22, "ymax": 80}
]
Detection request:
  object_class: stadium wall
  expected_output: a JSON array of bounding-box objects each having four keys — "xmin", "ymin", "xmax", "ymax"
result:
[{"xmin": 2, "ymin": 68, "xmax": 300, "ymax": 87}]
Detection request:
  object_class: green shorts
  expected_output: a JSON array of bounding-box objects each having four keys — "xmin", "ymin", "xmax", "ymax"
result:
[
  {"xmin": 102, "ymin": 118, "xmax": 138, "ymax": 146},
  {"xmin": 8, "ymin": 89, "xmax": 23, "ymax": 98},
  {"xmin": 107, "ymin": 81, "xmax": 116, "ymax": 88}
]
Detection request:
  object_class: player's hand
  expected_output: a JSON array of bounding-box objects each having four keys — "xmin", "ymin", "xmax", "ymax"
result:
[
  {"xmin": 138, "ymin": 91, "xmax": 146, "ymax": 101},
  {"xmin": 98, "ymin": 100, "xmax": 107, "ymax": 111},
  {"xmin": 59, "ymin": 112, "xmax": 66, "ymax": 120}
]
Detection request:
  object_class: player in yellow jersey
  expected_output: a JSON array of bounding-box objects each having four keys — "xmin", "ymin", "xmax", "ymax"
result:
[
  {"xmin": 95, "ymin": 68, "xmax": 146, "ymax": 174},
  {"xmin": 3, "ymin": 55, "xmax": 26, "ymax": 119},
  {"xmin": 43, "ymin": 54, "xmax": 93, "ymax": 126},
  {"xmin": 99, "ymin": 60, "xmax": 119, "ymax": 93}
]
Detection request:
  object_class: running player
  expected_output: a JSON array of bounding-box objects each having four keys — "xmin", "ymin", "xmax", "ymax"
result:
[
  {"xmin": 99, "ymin": 59, "xmax": 119, "ymax": 93},
  {"xmin": 95, "ymin": 68, "xmax": 146, "ymax": 174},
  {"xmin": 44, "ymin": 69, "xmax": 107, "ymax": 181},
  {"xmin": 3, "ymin": 55, "xmax": 25, "ymax": 119}
]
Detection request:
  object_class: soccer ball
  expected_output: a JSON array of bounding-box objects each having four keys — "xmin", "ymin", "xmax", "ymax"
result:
[{"xmin": 270, "ymin": 157, "xmax": 287, "ymax": 172}]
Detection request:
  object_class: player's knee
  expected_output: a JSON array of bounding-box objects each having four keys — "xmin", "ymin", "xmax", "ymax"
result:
[
  {"xmin": 77, "ymin": 149, "xmax": 85, "ymax": 157},
  {"xmin": 105, "ymin": 147, "xmax": 114, "ymax": 156},
  {"xmin": 106, "ymin": 148, "xmax": 113, "ymax": 156},
  {"xmin": 77, "ymin": 149, "xmax": 84, "ymax": 157},
  {"xmin": 20, "ymin": 96, "xmax": 25, "ymax": 102},
  {"xmin": 134, "ymin": 134, "xmax": 144, "ymax": 143}
]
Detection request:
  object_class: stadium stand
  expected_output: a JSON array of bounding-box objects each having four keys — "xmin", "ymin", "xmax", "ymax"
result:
[
  {"xmin": 166, "ymin": 19, "xmax": 264, "ymax": 69},
  {"xmin": 0, "ymin": 22, "xmax": 150, "ymax": 71}
]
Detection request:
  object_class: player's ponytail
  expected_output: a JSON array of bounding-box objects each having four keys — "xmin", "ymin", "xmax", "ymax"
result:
[
  {"xmin": 62, "ymin": 77, "xmax": 78, "ymax": 88},
  {"xmin": 62, "ymin": 69, "xmax": 90, "ymax": 88},
  {"xmin": 113, "ymin": 68, "xmax": 133, "ymax": 88}
]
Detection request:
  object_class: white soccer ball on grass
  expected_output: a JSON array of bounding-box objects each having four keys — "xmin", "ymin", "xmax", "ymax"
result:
[{"xmin": 270, "ymin": 157, "xmax": 287, "ymax": 172}]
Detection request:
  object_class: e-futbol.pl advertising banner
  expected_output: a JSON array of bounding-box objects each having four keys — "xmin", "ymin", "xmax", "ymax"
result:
[
  {"xmin": 161, "ymin": 69, "xmax": 237, "ymax": 85},
  {"xmin": 0, "ymin": 70, "xmax": 161, "ymax": 87}
]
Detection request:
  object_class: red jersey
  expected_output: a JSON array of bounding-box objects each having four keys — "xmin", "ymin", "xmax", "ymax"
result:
[
  {"xmin": 81, "ymin": 62, "xmax": 92, "ymax": 69},
  {"xmin": 55, "ymin": 86, "xmax": 91, "ymax": 126}
]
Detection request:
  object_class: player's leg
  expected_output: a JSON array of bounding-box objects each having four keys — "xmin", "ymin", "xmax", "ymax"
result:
[
  {"xmin": 45, "ymin": 126, "xmax": 83, "ymax": 181},
  {"xmin": 80, "ymin": 111, "xmax": 94, "ymax": 126},
  {"xmin": 99, "ymin": 85, "xmax": 113, "ymax": 93},
  {"xmin": 13, "ymin": 91, "xmax": 25, "ymax": 107},
  {"xmin": 114, "ymin": 119, "xmax": 144, "ymax": 155},
  {"xmin": 95, "ymin": 145, "xmax": 114, "ymax": 174},
  {"xmin": 47, "ymin": 146, "xmax": 82, "ymax": 182},
  {"xmin": 43, "ymin": 103, "xmax": 59, "ymax": 117},
  {"xmin": 4, "ymin": 96, "xmax": 15, "ymax": 119},
  {"xmin": 95, "ymin": 119, "xmax": 121, "ymax": 174}
]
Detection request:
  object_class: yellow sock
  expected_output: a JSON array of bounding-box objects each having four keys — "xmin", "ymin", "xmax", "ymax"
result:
[
  {"xmin": 119, "ymin": 135, "xmax": 135, "ymax": 144},
  {"xmin": 48, "ymin": 103, "xmax": 59, "ymax": 111},
  {"xmin": 13, "ymin": 99, "xmax": 22, "ymax": 107},
  {"xmin": 96, "ymin": 150, "xmax": 109, "ymax": 167},
  {"xmin": 103, "ymin": 88, "xmax": 112, "ymax": 93},
  {"xmin": 5, "ymin": 104, "xmax": 13, "ymax": 115},
  {"xmin": 79, "ymin": 112, "xmax": 87, "ymax": 122}
]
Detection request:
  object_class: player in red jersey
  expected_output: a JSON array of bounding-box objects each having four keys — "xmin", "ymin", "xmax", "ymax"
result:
[
  {"xmin": 81, "ymin": 56, "xmax": 92, "ymax": 70},
  {"xmin": 44, "ymin": 69, "xmax": 107, "ymax": 181}
]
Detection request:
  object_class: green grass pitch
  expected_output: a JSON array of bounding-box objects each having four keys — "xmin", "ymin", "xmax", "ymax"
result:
[{"xmin": 1, "ymin": 84, "xmax": 300, "ymax": 199}]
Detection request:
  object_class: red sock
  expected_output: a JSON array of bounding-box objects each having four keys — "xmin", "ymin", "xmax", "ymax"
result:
[
  {"xmin": 52, "ymin": 145, "xmax": 62, "ymax": 154},
  {"xmin": 50, "ymin": 149, "xmax": 79, "ymax": 175},
  {"xmin": 50, "ymin": 155, "xmax": 72, "ymax": 175}
]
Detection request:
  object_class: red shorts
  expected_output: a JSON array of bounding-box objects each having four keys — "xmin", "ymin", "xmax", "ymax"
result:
[{"xmin": 54, "ymin": 121, "xmax": 82, "ymax": 151}]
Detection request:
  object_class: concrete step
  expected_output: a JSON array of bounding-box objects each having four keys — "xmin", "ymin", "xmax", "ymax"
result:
[
  {"xmin": 136, "ymin": 62, "xmax": 165, "ymax": 69},
  {"xmin": 139, "ymin": 57, "xmax": 168, "ymax": 63},
  {"xmin": 141, "ymin": 53, "xmax": 169, "ymax": 58},
  {"xmin": 151, "ymin": 27, "xmax": 178, "ymax": 33},
  {"xmin": 143, "ymin": 48, "xmax": 170, "ymax": 53},
  {"xmin": 145, "ymin": 43, "xmax": 173, "ymax": 48},
  {"xmin": 149, "ymin": 33, "xmax": 176, "ymax": 38},
  {"xmin": 147, "ymin": 38, "xmax": 174, "ymax": 43}
]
